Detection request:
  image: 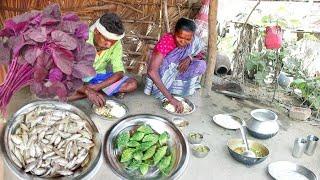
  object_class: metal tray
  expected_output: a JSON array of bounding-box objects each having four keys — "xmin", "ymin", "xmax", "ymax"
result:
[
  {"xmin": 92, "ymin": 99, "xmax": 128, "ymax": 121},
  {"xmin": 1, "ymin": 100, "xmax": 101, "ymax": 180},
  {"xmin": 161, "ymin": 96, "xmax": 195, "ymax": 116},
  {"xmin": 212, "ymin": 114, "xmax": 243, "ymax": 130},
  {"xmin": 268, "ymin": 161, "xmax": 317, "ymax": 180},
  {"xmin": 104, "ymin": 114, "xmax": 189, "ymax": 180}
]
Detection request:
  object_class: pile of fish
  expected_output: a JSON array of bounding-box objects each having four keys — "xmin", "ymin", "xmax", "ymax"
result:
[{"xmin": 8, "ymin": 106, "xmax": 95, "ymax": 177}]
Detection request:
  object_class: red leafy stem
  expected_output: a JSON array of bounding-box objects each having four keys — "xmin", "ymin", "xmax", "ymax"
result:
[{"xmin": 0, "ymin": 59, "xmax": 34, "ymax": 116}]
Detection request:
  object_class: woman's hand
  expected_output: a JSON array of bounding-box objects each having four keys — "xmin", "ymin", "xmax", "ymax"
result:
[
  {"xmin": 178, "ymin": 57, "xmax": 191, "ymax": 73},
  {"xmin": 84, "ymin": 87, "xmax": 105, "ymax": 107},
  {"xmin": 169, "ymin": 97, "xmax": 184, "ymax": 113}
]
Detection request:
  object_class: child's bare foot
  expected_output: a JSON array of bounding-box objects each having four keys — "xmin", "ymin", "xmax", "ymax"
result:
[{"xmin": 115, "ymin": 92, "xmax": 125, "ymax": 99}]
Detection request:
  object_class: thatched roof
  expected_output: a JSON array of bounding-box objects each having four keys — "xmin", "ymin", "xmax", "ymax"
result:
[{"xmin": 0, "ymin": 0, "xmax": 200, "ymax": 75}]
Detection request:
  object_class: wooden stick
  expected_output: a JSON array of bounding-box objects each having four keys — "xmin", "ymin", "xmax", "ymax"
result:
[
  {"xmin": 203, "ymin": 0, "xmax": 218, "ymax": 89},
  {"xmin": 126, "ymin": 34, "xmax": 158, "ymax": 41},
  {"xmin": 163, "ymin": 0, "xmax": 170, "ymax": 32},
  {"xmin": 122, "ymin": 19, "xmax": 155, "ymax": 24},
  {"xmin": 101, "ymin": 0, "xmax": 144, "ymax": 14}
]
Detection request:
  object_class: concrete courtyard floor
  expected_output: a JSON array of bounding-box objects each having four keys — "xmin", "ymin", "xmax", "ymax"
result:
[{"xmin": 1, "ymin": 86, "xmax": 319, "ymax": 180}]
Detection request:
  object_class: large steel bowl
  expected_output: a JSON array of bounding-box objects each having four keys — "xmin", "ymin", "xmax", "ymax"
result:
[
  {"xmin": 1, "ymin": 101, "xmax": 102, "ymax": 180},
  {"xmin": 227, "ymin": 138, "xmax": 269, "ymax": 166},
  {"xmin": 104, "ymin": 114, "xmax": 189, "ymax": 180}
]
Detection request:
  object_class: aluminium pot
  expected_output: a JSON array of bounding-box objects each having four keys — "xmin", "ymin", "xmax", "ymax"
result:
[{"xmin": 246, "ymin": 109, "xmax": 279, "ymax": 139}]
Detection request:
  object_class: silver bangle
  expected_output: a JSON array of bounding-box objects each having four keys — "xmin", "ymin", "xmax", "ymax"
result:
[{"xmin": 188, "ymin": 55, "xmax": 193, "ymax": 61}]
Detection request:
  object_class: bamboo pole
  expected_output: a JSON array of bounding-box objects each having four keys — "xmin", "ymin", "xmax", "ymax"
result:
[
  {"xmin": 163, "ymin": 0, "xmax": 170, "ymax": 32},
  {"xmin": 203, "ymin": 0, "xmax": 218, "ymax": 89}
]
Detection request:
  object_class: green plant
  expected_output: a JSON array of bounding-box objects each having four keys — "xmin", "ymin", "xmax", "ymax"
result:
[{"xmin": 291, "ymin": 78, "xmax": 320, "ymax": 110}]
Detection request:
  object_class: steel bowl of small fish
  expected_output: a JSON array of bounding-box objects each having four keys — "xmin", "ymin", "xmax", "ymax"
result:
[
  {"xmin": 162, "ymin": 96, "xmax": 195, "ymax": 116},
  {"xmin": 104, "ymin": 114, "xmax": 189, "ymax": 179},
  {"xmin": 92, "ymin": 99, "xmax": 128, "ymax": 121},
  {"xmin": 227, "ymin": 138, "xmax": 269, "ymax": 166},
  {"xmin": 1, "ymin": 101, "xmax": 101, "ymax": 179}
]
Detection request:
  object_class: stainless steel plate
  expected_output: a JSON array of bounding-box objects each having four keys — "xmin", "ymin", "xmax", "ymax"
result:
[
  {"xmin": 104, "ymin": 114, "xmax": 189, "ymax": 180},
  {"xmin": 268, "ymin": 161, "xmax": 317, "ymax": 180},
  {"xmin": 161, "ymin": 96, "xmax": 195, "ymax": 116},
  {"xmin": 1, "ymin": 101, "xmax": 101, "ymax": 180},
  {"xmin": 92, "ymin": 99, "xmax": 128, "ymax": 121},
  {"xmin": 212, "ymin": 114, "xmax": 243, "ymax": 130}
]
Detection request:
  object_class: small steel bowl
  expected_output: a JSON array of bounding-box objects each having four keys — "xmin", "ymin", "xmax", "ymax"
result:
[
  {"xmin": 227, "ymin": 138, "xmax": 269, "ymax": 166},
  {"xmin": 191, "ymin": 144, "xmax": 210, "ymax": 158},
  {"xmin": 172, "ymin": 117, "xmax": 189, "ymax": 129},
  {"xmin": 188, "ymin": 132, "xmax": 203, "ymax": 144}
]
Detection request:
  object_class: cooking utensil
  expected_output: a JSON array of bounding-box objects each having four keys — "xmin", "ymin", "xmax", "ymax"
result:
[
  {"xmin": 92, "ymin": 99, "xmax": 128, "ymax": 120},
  {"xmin": 305, "ymin": 135, "xmax": 318, "ymax": 156},
  {"xmin": 227, "ymin": 138, "xmax": 269, "ymax": 166},
  {"xmin": 188, "ymin": 132, "xmax": 203, "ymax": 144},
  {"xmin": 1, "ymin": 101, "xmax": 101, "ymax": 180},
  {"xmin": 239, "ymin": 126, "xmax": 255, "ymax": 158},
  {"xmin": 268, "ymin": 161, "xmax": 317, "ymax": 180},
  {"xmin": 162, "ymin": 96, "xmax": 195, "ymax": 116},
  {"xmin": 246, "ymin": 109, "xmax": 279, "ymax": 139},
  {"xmin": 212, "ymin": 114, "xmax": 243, "ymax": 130},
  {"xmin": 292, "ymin": 138, "xmax": 308, "ymax": 158},
  {"xmin": 191, "ymin": 144, "xmax": 210, "ymax": 158},
  {"xmin": 104, "ymin": 114, "xmax": 189, "ymax": 179}
]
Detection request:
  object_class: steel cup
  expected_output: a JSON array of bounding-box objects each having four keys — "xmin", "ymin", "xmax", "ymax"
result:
[
  {"xmin": 305, "ymin": 135, "xmax": 319, "ymax": 156},
  {"xmin": 292, "ymin": 138, "xmax": 307, "ymax": 158}
]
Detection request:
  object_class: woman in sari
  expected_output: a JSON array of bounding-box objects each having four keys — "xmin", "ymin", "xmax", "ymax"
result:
[{"xmin": 145, "ymin": 18, "xmax": 206, "ymax": 113}]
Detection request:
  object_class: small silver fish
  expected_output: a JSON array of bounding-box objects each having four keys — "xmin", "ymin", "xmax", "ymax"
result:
[
  {"xmin": 24, "ymin": 161, "xmax": 37, "ymax": 172},
  {"xmin": 32, "ymin": 168, "xmax": 47, "ymax": 176},
  {"xmin": 11, "ymin": 135, "xmax": 23, "ymax": 145}
]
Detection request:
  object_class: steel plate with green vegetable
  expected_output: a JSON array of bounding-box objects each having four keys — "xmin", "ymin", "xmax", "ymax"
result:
[{"xmin": 104, "ymin": 114, "xmax": 189, "ymax": 179}]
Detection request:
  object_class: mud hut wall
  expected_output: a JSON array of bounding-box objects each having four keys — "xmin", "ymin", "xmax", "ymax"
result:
[{"xmin": 0, "ymin": 0, "xmax": 200, "ymax": 75}]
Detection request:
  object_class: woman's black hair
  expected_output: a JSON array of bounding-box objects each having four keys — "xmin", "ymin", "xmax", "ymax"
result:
[
  {"xmin": 174, "ymin": 17, "xmax": 196, "ymax": 33},
  {"xmin": 99, "ymin": 13, "xmax": 125, "ymax": 35}
]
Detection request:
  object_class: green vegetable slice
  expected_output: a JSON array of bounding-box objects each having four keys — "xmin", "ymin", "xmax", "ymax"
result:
[
  {"xmin": 127, "ymin": 141, "xmax": 140, "ymax": 148},
  {"xmin": 133, "ymin": 150, "xmax": 143, "ymax": 161},
  {"xmin": 139, "ymin": 163, "xmax": 149, "ymax": 175},
  {"xmin": 142, "ymin": 134, "xmax": 159, "ymax": 143},
  {"xmin": 137, "ymin": 125, "xmax": 154, "ymax": 134},
  {"xmin": 142, "ymin": 145, "xmax": 157, "ymax": 160},
  {"xmin": 138, "ymin": 141, "xmax": 157, "ymax": 151},
  {"xmin": 159, "ymin": 132, "xmax": 169, "ymax": 146},
  {"xmin": 130, "ymin": 131, "xmax": 145, "ymax": 141},
  {"xmin": 116, "ymin": 131, "xmax": 130, "ymax": 149},
  {"xmin": 153, "ymin": 146, "xmax": 167, "ymax": 165},
  {"xmin": 120, "ymin": 148, "xmax": 135, "ymax": 162},
  {"xmin": 158, "ymin": 154, "xmax": 172, "ymax": 171},
  {"xmin": 127, "ymin": 159, "xmax": 141, "ymax": 171}
]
